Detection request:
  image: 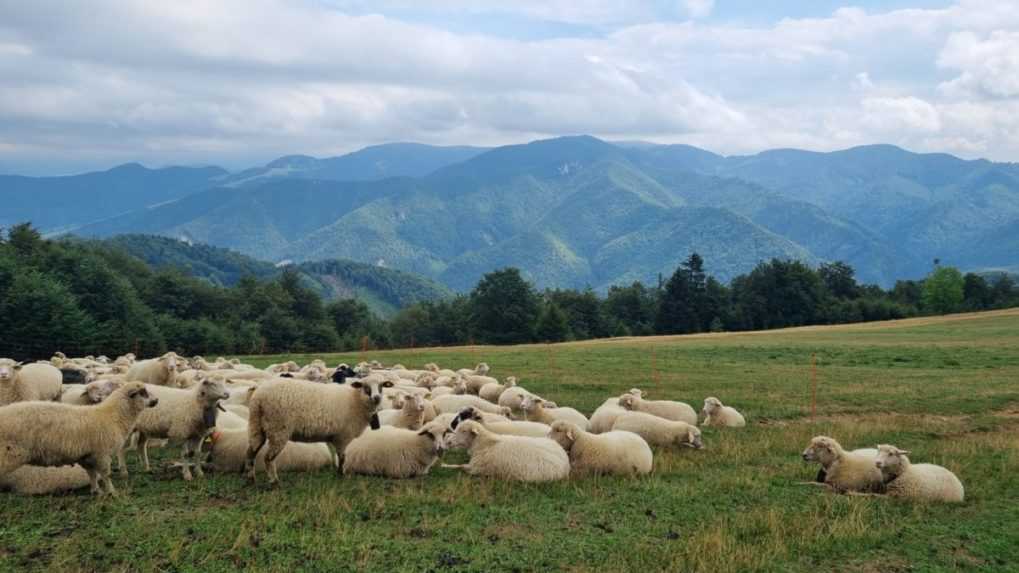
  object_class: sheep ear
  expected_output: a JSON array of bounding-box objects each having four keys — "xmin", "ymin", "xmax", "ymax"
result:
[
  {"xmin": 896, "ymin": 448, "xmax": 911, "ymax": 456},
  {"xmin": 418, "ymin": 428, "xmax": 433, "ymax": 438},
  {"xmin": 469, "ymin": 425, "xmax": 480, "ymax": 435},
  {"xmin": 382, "ymin": 381, "xmax": 394, "ymax": 388},
  {"xmin": 350, "ymin": 381, "xmax": 364, "ymax": 389},
  {"xmin": 566, "ymin": 428, "xmax": 575, "ymax": 441}
]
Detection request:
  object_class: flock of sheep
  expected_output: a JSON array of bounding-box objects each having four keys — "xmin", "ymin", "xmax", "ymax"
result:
[{"xmin": 0, "ymin": 352, "xmax": 962, "ymax": 503}]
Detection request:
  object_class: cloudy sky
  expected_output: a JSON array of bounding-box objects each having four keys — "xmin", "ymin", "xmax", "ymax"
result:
[{"xmin": 1, "ymin": 0, "xmax": 1017, "ymax": 175}]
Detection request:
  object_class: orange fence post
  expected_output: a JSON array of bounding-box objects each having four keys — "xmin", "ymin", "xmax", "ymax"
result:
[
  {"xmin": 652, "ymin": 345, "xmax": 661, "ymax": 393},
  {"xmin": 810, "ymin": 353, "xmax": 818, "ymax": 424}
]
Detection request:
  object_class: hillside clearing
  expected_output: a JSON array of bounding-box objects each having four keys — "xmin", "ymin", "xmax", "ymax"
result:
[{"xmin": 3, "ymin": 310, "xmax": 1018, "ymax": 572}]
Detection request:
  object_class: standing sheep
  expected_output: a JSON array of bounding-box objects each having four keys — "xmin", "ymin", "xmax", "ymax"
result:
[
  {"xmin": 874, "ymin": 445, "xmax": 964, "ymax": 503},
  {"xmin": 618, "ymin": 394, "xmax": 697, "ymax": 426},
  {"xmin": 701, "ymin": 397, "xmax": 746, "ymax": 427},
  {"xmin": 0, "ymin": 360, "xmax": 62, "ymax": 406},
  {"xmin": 342, "ymin": 420, "xmax": 447, "ymax": 478},
  {"xmin": 442, "ymin": 420, "xmax": 569, "ymax": 482},
  {"xmin": 245, "ymin": 377, "xmax": 393, "ymax": 485},
  {"xmin": 133, "ymin": 378, "xmax": 231, "ymax": 480},
  {"xmin": 611, "ymin": 412, "xmax": 703, "ymax": 449},
  {"xmin": 125, "ymin": 353, "xmax": 180, "ymax": 387},
  {"xmin": 0, "ymin": 382, "xmax": 158, "ymax": 496},
  {"xmin": 548, "ymin": 421, "xmax": 653, "ymax": 476},
  {"xmin": 800, "ymin": 436, "xmax": 883, "ymax": 494}
]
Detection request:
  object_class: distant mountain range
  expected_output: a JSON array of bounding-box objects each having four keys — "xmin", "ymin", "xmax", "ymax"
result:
[
  {"xmin": 4, "ymin": 136, "xmax": 1018, "ymax": 290},
  {"xmin": 97, "ymin": 234, "xmax": 451, "ymax": 317}
]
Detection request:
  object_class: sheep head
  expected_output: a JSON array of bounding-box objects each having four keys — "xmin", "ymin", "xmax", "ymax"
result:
[
  {"xmin": 475, "ymin": 362, "xmax": 490, "ymax": 375},
  {"xmin": 159, "ymin": 353, "xmax": 179, "ymax": 372},
  {"xmin": 350, "ymin": 378, "xmax": 394, "ymax": 412},
  {"xmin": 802, "ymin": 436, "xmax": 842, "ymax": 466},
  {"xmin": 0, "ymin": 359, "xmax": 22, "ymax": 382},
  {"xmin": 198, "ymin": 377, "xmax": 231, "ymax": 405},
  {"xmin": 618, "ymin": 394, "xmax": 638, "ymax": 411},
  {"xmin": 548, "ymin": 420, "xmax": 581, "ymax": 451},
  {"xmin": 443, "ymin": 419, "xmax": 484, "ymax": 450},
  {"xmin": 875, "ymin": 444, "xmax": 911, "ymax": 477},
  {"xmin": 505, "ymin": 376, "xmax": 517, "ymax": 387},
  {"xmin": 86, "ymin": 379, "xmax": 122, "ymax": 404},
  {"xmin": 702, "ymin": 397, "xmax": 723, "ymax": 417},
  {"xmin": 681, "ymin": 425, "xmax": 703, "ymax": 449},
  {"xmin": 418, "ymin": 420, "xmax": 447, "ymax": 455},
  {"xmin": 119, "ymin": 382, "xmax": 159, "ymax": 412}
]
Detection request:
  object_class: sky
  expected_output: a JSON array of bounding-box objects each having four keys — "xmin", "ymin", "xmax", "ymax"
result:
[{"xmin": 1, "ymin": 0, "xmax": 1017, "ymax": 175}]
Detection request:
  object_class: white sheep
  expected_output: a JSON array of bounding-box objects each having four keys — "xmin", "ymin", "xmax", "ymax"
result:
[
  {"xmin": 0, "ymin": 360, "xmax": 62, "ymax": 406},
  {"xmin": 478, "ymin": 376, "xmax": 517, "ymax": 403},
  {"xmin": 520, "ymin": 396, "xmax": 589, "ymax": 430},
  {"xmin": 133, "ymin": 378, "xmax": 231, "ymax": 480},
  {"xmin": 449, "ymin": 406, "xmax": 545, "ymax": 437},
  {"xmin": 875, "ymin": 445, "xmax": 964, "ymax": 503},
  {"xmin": 342, "ymin": 420, "xmax": 447, "ymax": 478},
  {"xmin": 800, "ymin": 436, "xmax": 883, "ymax": 494},
  {"xmin": 208, "ymin": 428, "xmax": 334, "ymax": 474},
  {"xmin": 215, "ymin": 409, "xmax": 249, "ymax": 431},
  {"xmin": 498, "ymin": 386, "xmax": 537, "ymax": 418},
  {"xmin": 0, "ymin": 381, "xmax": 158, "ymax": 496},
  {"xmin": 245, "ymin": 377, "xmax": 393, "ymax": 485},
  {"xmin": 618, "ymin": 393, "xmax": 697, "ymax": 426},
  {"xmin": 59, "ymin": 379, "xmax": 123, "ymax": 406},
  {"xmin": 463, "ymin": 374, "xmax": 498, "ymax": 395},
  {"xmin": 378, "ymin": 393, "xmax": 427, "ymax": 430},
  {"xmin": 0, "ymin": 464, "xmax": 91, "ymax": 495},
  {"xmin": 125, "ymin": 352, "xmax": 180, "ymax": 387},
  {"xmin": 588, "ymin": 389, "xmax": 644, "ymax": 434},
  {"xmin": 701, "ymin": 397, "xmax": 746, "ymax": 427},
  {"xmin": 431, "ymin": 394, "xmax": 511, "ymax": 416},
  {"xmin": 610, "ymin": 412, "xmax": 703, "ymax": 449},
  {"xmin": 548, "ymin": 420, "xmax": 653, "ymax": 476},
  {"xmin": 442, "ymin": 420, "xmax": 569, "ymax": 482}
]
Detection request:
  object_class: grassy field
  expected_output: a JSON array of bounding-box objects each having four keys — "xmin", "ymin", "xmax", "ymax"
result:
[{"xmin": 4, "ymin": 309, "xmax": 1019, "ymax": 572}]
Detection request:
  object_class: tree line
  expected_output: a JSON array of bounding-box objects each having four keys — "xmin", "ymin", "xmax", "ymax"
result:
[{"xmin": 0, "ymin": 223, "xmax": 1016, "ymax": 360}]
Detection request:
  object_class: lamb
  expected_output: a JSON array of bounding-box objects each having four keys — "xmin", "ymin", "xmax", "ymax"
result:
[
  {"xmin": 463, "ymin": 374, "xmax": 499, "ymax": 395},
  {"xmin": 548, "ymin": 421, "xmax": 653, "ymax": 476},
  {"xmin": 245, "ymin": 377, "xmax": 393, "ymax": 485},
  {"xmin": 479, "ymin": 376, "xmax": 516, "ymax": 402},
  {"xmin": 611, "ymin": 412, "xmax": 703, "ymax": 449},
  {"xmin": 208, "ymin": 428, "xmax": 334, "ymax": 474},
  {"xmin": 0, "ymin": 382, "xmax": 158, "ymax": 496},
  {"xmin": 520, "ymin": 396, "xmax": 589, "ymax": 430},
  {"xmin": 874, "ymin": 445, "xmax": 964, "ymax": 503},
  {"xmin": 59, "ymin": 379, "xmax": 123, "ymax": 406},
  {"xmin": 431, "ymin": 394, "xmax": 511, "ymax": 416},
  {"xmin": 0, "ymin": 465, "xmax": 91, "ymax": 495},
  {"xmin": 125, "ymin": 352, "xmax": 180, "ymax": 387},
  {"xmin": 618, "ymin": 393, "xmax": 698, "ymax": 426},
  {"xmin": 429, "ymin": 377, "xmax": 467, "ymax": 397},
  {"xmin": 442, "ymin": 420, "xmax": 569, "ymax": 482},
  {"xmin": 378, "ymin": 393, "xmax": 427, "ymax": 430},
  {"xmin": 341, "ymin": 420, "xmax": 447, "ymax": 478},
  {"xmin": 132, "ymin": 378, "xmax": 231, "ymax": 480},
  {"xmin": 588, "ymin": 389, "xmax": 644, "ymax": 434},
  {"xmin": 701, "ymin": 397, "xmax": 746, "ymax": 427},
  {"xmin": 0, "ymin": 360, "xmax": 63, "ymax": 406},
  {"xmin": 800, "ymin": 436, "xmax": 884, "ymax": 494}
]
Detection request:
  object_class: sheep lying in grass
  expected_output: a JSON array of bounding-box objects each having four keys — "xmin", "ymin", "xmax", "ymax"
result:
[
  {"xmin": 60, "ymin": 379, "xmax": 123, "ymax": 406},
  {"xmin": 588, "ymin": 389, "xmax": 644, "ymax": 434},
  {"xmin": 618, "ymin": 394, "xmax": 698, "ymax": 426},
  {"xmin": 245, "ymin": 377, "xmax": 392, "ymax": 485},
  {"xmin": 133, "ymin": 378, "xmax": 231, "ymax": 480},
  {"xmin": 498, "ymin": 386, "xmax": 537, "ymax": 418},
  {"xmin": 800, "ymin": 436, "xmax": 883, "ymax": 494},
  {"xmin": 611, "ymin": 412, "xmax": 703, "ymax": 449},
  {"xmin": 548, "ymin": 421, "xmax": 653, "ymax": 476},
  {"xmin": 701, "ymin": 397, "xmax": 746, "ymax": 427},
  {"xmin": 208, "ymin": 428, "xmax": 334, "ymax": 474},
  {"xmin": 451, "ymin": 406, "xmax": 551, "ymax": 437},
  {"xmin": 875, "ymin": 445, "xmax": 964, "ymax": 503},
  {"xmin": 521, "ymin": 396, "xmax": 589, "ymax": 430},
  {"xmin": 0, "ymin": 360, "xmax": 62, "ymax": 406},
  {"xmin": 479, "ymin": 376, "xmax": 516, "ymax": 403},
  {"xmin": 378, "ymin": 393, "xmax": 427, "ymax": 430},
  {"xmin": 126, "ymin": 353, "xmax": 180, "ymax": 387},
  {"xmin": 442, "ymin": 420, "xmax": 569, "ymax": 482},
  {"xmin": 342, "ymin": 420, "xmax": 447, "ymax": 478},
  {"xmin": 0, "ymin": 382, "xmax": 158, "ymax": 496},
  {"xmin": 431, "ymin": 394, "xmax": 511, "ymax": 416},
  {"xmin": 0, "ymin": 465, "xmax": 91, "ymax": 495}
]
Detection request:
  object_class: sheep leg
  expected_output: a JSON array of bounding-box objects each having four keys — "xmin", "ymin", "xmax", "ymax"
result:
[
  {"xmin": 244, "ymin": 433, "xmax": 267, "ymax": 481},
  {"xmin": 191, "ymin": 437, "xmax": 205, "ymax": 478},
  {"xmin": 262, "ymin": 437, "xmax": 287, "ymax": 485},
  {"xmin": 79, "ymin": 459, "xmax": 101, "ymax": 495},
  {"xmin": 96, "ymin": 456, "xmax": 117, "ymax": 497},
  {"xmin": 180, "ymin": 441, "xmax": 194, "ymax": 481},
  {"xmin": 440, "ymin": 464, "xmax": 467, "ymax": 470},
  {"xmin": 115, "ymin": 447, "xmax": 129, "ymax": 477},
  {"xmin": 137, "ymin": 434, "xmax": 152, "ymax": 472},
  {"xmin": 796, "ymin": 481, "xmax": 832, "ymax": 488}
]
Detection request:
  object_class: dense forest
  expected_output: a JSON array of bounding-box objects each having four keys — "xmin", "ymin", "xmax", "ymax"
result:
[{"xmin": 0, "ymin": 224, "xmax": 1016, "ymax": 360}]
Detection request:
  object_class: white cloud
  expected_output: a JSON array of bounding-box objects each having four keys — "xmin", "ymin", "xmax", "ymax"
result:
[{"xmin": 0, "ymin": 0, "xmax": 1018, "ymax": 173}]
